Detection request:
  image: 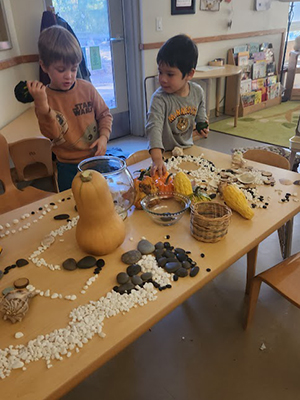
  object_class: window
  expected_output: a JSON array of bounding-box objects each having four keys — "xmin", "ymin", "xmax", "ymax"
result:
[{"xmin": 52, "ymin": 0, "xmax": 116, "ymax": 108}]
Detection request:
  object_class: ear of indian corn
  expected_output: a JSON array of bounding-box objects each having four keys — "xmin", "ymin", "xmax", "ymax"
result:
[
  {"xmin": 174, "ymin": 171, "xmax": 193, "ymax": 196},
  {"xmin": 222, "ymin": 184, "xmax": 254, "ymax": 220}
]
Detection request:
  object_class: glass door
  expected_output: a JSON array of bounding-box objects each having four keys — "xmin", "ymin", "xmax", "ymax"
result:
[{"xmin": 51, "ymin": 0, "xmax": 130, "ymax": 139}]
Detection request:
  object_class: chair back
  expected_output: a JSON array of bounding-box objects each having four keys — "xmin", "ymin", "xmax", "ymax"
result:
[
  {"xmin": 243, "ymin": 149, "xmax": 290, "ymax": 170},
  {"xmin": 9, "ymin": 137, "xmax": 54, "ymax": 181},
  {"xmin": 0, "ymin": 132, "xmax": 18, "ymax": 195},
  {"xmin": 126, "ymin": 150, "xmax": 150, "ymax": 166},
  {"xmin": 144, "ymin": 75, "xmax": 160, "ymax": 113}
]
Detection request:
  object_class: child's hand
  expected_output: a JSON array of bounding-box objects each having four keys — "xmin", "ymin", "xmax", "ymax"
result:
[
  {"xmin": 90, "ymin": 136, "xmax": 107, "ymax": 156},
  {"xmin": 150, "ymin": 158, "xmax": 167, "ymax": 177},
  {"xmin": 199, "ymin": 127, "xmax": 209, "ymax": 138},
  {"xmin": 27, "ymin": 80, "xmax": 49, "ymax": 115}
]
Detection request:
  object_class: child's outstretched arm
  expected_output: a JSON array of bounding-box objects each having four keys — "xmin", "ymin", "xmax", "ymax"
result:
[{"xmin": 150, "ymin": 148, "xmax": 167, "ymax": 176}]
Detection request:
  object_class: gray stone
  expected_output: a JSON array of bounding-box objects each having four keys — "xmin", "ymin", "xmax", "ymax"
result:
[
  {"xmin": 137, "ymin": 239, "xmax": 155, "ymax": 255},
  {"xmin": 141, "ymin": 272, "xmax": 152, "ymax": 281},
  {"xmin": 165, "ymin": 261, "xmax": 182, "ymax": 273},
  {"xmin": 126, "ymin": 264, "xmax": 141, "ymax": 277},
  {"xmin": 176, "ymin": 252, "xmax": 188, "ymax": 262},
  {"xmin": 121, "ymin": 250, "xmax": 142, "ymax": 265},
  {"xmin": 164, "ymin": 250, "xmax": 176, "ymax": 259},
  {"xmin": 176, "ymin": 267, "xmax": 188, "ymax": 277},
  {"xmin": 131, "ymin": 275, "xmax": 143, "ymax": 285},
  {"xmin": 182, "ymin": 261, "xmax": 191, "ymax": 269},
  {"xmin": 77, "ymin": 256, "xmax": 97, "ymax": 269},
  {"xmin": 118, "ymin": 281, "xmax": 135, "ymax": 292},
  {"xmin": 62, "ymin": 258, "xmax": 77, "ymax": 271},
  {"xmin": 16, "ymin": 259, "xmax": 29, "ymax": 268},
  {"xmin": 117, "ymin": 272, "xmax": 130, "ymax": 284},
  {"xmin": 155, "ymin": 241, "xmax": 164, "ymax": 249},
  {"xmin": 190, "ymin": 266, "xmax": 200, "ymax": 277},
  {"xmin": 0, "ymin": 270, "xmax": 3, "ymax": 280}
]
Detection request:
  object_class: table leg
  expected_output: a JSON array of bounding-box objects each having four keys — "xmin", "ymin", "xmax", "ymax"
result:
[
  {"xmin": 246, "ymin": 245, "xmax": 258, "ymax": 295},
  {"xmin": 234, "ymin": 72, "xmax": 242, "ymax": 127},
  {"xmin": 215, "ymin": 77, "xmax": 221, "ymax": 117}
]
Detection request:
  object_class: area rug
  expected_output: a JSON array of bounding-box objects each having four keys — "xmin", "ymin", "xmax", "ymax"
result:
[{"xmin": 209, "ymin": 101, "xmax": 300, "ymax": 148}]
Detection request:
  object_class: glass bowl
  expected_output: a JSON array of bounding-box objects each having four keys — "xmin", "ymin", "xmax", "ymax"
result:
[
  {"xmin": 141, "ymin": 192, "xmax": 191, "ymax": 226},
  {"xmin": 78, "ymin": 156, "xmax": 135, "ymax": 219}
]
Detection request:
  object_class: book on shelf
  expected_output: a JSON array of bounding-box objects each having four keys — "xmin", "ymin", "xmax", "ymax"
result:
[
  {"xmin": 268, "ymin": 82, "xmax": 281, "ymax": 99},
  {"xmin": 233, "ymin": 44, "xmax": 248, "ymax": 54},
  {"xmin": 254, "ymin": 91, "xmax": 262, "ymax": 104},
  {"xmin": 252, "ymin": 60, "xmax": 267, "ymax": 79},
  {"xmin": 251, "ymin": 78, "xmax": 267, "ymax": 91},
  {"xmin": 248, "ymin": 42, "xmax": 260, "ymax": 55},
  {"xmin": 241, "ymin": 92, "xmax": 256, "ymax": 107},
  {"xmin": 252, "ymin": 52, "xmax": 266, "ymax": 62},
  {"xmin": 238, "ymin": 51, "xmax": 250, "ymax": 66},
  {"xmin": 265, "ymin": 47, "xmax": 275, "ymax": 64},
  {"xmin": 258, "ymin": 86, "xmax": 268, "ymax": 102},
  {"xmin": 241, "ymin": 64, "xmax": 252, "ymax": 80},
  {"xmin": 267, "ymin": 75, "xmax": 277, "ymax": 86},
  {"xmin": 266, "ymin": 62, "xmax": 276, "ymax": 76},
  {"xmin": 241, "ymin": 79, "xmax": 252, "ymax": 94}
]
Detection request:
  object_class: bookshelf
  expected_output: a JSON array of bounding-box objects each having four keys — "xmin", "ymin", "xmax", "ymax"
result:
[{"xmin": 225, "ymin": 45, "xmax": 281, "ymax": 118}]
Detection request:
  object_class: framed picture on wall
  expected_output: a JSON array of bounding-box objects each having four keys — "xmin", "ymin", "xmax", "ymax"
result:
[
  {"xmin": 171, "ymin": 0, "xmax": 196, "ymax": 15},
  {"xmin": 200, "ymin": 0, "xmax": 220, "ymax": 12}
]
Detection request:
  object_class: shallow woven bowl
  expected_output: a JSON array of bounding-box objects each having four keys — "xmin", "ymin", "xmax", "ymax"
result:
[
  {"xmin": 141, "ymin": 192, "xmax": 191, "ymax": 226},
  {"xmin": 190, "ymin": 201, "xmax": 232, "ymax": 243}
]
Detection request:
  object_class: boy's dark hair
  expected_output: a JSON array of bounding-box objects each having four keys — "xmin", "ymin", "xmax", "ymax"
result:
[
  {"xmin": 38, "ymin": 26, "xmax": 82, "ymax": 67},
  {"xmin": 156, "ymin": 34, "xmax": 198, "ymax": 77}
]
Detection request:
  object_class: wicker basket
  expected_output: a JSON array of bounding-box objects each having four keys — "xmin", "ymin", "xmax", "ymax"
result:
[{"xmin": 190, "ymin": 202, "xmax": 232, "ymax": 243}]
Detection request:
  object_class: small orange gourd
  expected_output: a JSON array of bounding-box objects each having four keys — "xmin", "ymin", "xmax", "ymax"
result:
[{"xmin": 72, "ymin": 169, "xmax": 126, "ymax": 255}]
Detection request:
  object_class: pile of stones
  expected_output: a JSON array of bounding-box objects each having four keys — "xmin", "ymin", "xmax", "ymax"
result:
[{"xmin": 114, "ymin": 239, "xmax": 200, "ymax": 295}]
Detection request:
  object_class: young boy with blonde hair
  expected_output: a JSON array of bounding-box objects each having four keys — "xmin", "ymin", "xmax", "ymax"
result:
[
  {"xmin": 146, "ymin": 34, "xmax": 209, "ymax": 176},
  {"xmin": 27, "ymin": 25, "xmax": 112, "ymax": 191}
]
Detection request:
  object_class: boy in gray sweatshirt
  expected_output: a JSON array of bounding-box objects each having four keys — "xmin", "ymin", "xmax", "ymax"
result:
[{"xmin": 146, "ymin": 34, "xmax": 209, "ymax": 176}]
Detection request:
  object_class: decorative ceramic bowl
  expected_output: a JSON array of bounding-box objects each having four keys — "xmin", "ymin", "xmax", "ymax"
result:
[
  {"xmin": 78, "ymin": 156, "xmax": 135, "ymax": 219},
  {"xmin": 141, "ymin": 192, "xmax": 191, "ymax": 226}
]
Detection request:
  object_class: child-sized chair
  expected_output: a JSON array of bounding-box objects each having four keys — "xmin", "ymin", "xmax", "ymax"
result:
[
  {"xmin": 126, "ymin": 150, "xmax": 150, "ymax": 166},
  {"xmin": 0, "ymin": 133, "xmax": 53, "ymax": 214},
  {"xmin": 9, "ymin": 137, "xmax": 58, "ymax": 192},
  {"xmin": 243, "ymin": 149, "xmax": 291, "ymax": 170},
  {"xmin": 244, "ymin": 252, "xmax": 300, "ymax": 329}
]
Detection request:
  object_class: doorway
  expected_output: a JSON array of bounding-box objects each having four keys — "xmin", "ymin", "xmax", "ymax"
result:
[{"xmin": 50, "ymin": 0, "xmax": 134, "ymax": 139}]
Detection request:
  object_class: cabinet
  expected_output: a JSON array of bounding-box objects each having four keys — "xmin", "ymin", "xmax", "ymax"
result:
[{"xmin": 225, "ymin": 48, "xmax": 281, "ymax": 118}]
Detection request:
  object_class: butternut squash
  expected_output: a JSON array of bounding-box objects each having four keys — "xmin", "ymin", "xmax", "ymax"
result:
[{"xmin": 72, "ymin": 169, "xmax": 126, "ymax": 255}]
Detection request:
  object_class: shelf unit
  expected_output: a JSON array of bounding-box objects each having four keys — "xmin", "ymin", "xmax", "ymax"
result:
[{"xmin": 225, "ymin": 48, "xmax": 281, "ymax": 118}]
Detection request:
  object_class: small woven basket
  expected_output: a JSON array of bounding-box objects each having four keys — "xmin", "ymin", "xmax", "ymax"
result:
[{"xmin": 190, "ymin": 202, "xmax": 232, "ymax": 243}]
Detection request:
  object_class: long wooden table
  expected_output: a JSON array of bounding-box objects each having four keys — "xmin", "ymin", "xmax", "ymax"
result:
[
  {"xmin": 193, "ymin": 65, "xmax": 242, "ymax": 127},
  {"xmin": 1, "ymin": 146, "xmax": 300, "ymax": 399}
]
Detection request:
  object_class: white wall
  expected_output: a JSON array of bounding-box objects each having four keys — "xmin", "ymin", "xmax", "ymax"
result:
[
  {"xmin": 0, "ymin": 0, "xmax": 290, "ymax": 129},
  {"xmin": 140, "ymin": 0, "xmax": 289, "ymax": 111},
  {"xmin": 0, "ymin": 0, "xmax": 44, "ymax": 128}
]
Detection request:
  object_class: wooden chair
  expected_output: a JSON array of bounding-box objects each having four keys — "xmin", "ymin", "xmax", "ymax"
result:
[
  {"xmin": 9, "ymin": 137, "xmax": 58, "ymax": 192},
  {"xmin": 243, "ymin": 149, "xmax": 291, "ymax": 170},
  {"xmin": 243, "ymin": 148, "xmax": 292, "ymax": 294},
  {"xmin": 126, "ymin": 150, "xmax": 150, "ymax": 166},
  {"xmin": 0, "ymin": 133, "xmax": 54, "ymax": 214},
  {"xmin": 245, "ymin": 252, "xmax": 300, "ymax": 329}
]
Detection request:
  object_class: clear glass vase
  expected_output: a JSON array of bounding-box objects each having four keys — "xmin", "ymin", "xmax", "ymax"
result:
[{"xmin": 77, "ymin": 156, "xmax": 135, "ymax": 219}]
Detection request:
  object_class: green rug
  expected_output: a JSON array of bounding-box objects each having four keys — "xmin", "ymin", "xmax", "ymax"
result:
[{"xmin": 209, "ymin": 101, "xmax": 300, "ymax": 148}]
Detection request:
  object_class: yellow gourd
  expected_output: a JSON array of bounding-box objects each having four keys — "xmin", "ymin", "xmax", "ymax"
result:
[
  {"xmin": 222, "ymin": 183, "xmax": 254, "ymax": 220},
  {"xmin": 174, "ymin": 171, "xmax": 193, "ymax": 196},
  {"xmin": 72, "ymin": 169, "xmax": 126, "ymax": 255}
]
